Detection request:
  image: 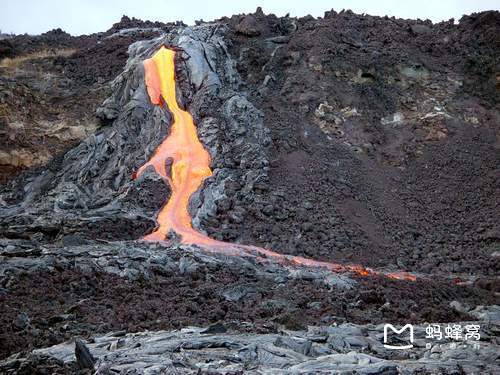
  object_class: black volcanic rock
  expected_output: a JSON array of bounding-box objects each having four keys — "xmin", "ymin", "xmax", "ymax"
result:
[
  {"xmin": 74, "ymin": 338, "xmax": 95, "ymax": 370},
  {"xmin": 0, "ymin": 39, "xmax": 16, "ymax": 58},
  {"xmin": 235, "ymin": 14, "xmax": 262, "ymax": 36},
  {"xmin": 106, "ymin": 15, "xmax": 178, "ymax": 35}
]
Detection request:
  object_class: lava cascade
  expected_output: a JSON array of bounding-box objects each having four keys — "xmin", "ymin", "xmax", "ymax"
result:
[{"xmin": 134, "ymin": 46, "xmax": 416, "ymax": 281}]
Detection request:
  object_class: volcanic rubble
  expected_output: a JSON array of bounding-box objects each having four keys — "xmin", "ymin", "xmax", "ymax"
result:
[{"xmin": 0, "ymin": 8, "xmax": 499, "ymax": 374}]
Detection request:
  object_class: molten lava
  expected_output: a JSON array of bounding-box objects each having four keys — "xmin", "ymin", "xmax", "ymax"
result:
[
  {"xmin": 135, "ymin": 46, "xmax": 416, "ymax": 282},
  {"xmin": 136, "ymin": 47, "xmax": 216, "ymax": 245}
]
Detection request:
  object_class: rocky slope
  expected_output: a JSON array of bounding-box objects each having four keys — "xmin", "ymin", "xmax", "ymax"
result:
[{"xmin": 0, "ymin": 8, "xmax": 499, "ymax": 374}]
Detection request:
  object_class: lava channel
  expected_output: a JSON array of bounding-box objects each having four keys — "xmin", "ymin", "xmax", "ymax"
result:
[{"xmin": 134, "ymin": 46, "xmax": 416, "ymax": 282}]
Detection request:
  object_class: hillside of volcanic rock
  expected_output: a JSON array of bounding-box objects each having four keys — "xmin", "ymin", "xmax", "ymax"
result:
[{"xmin": 0, "ymin": 9, "xmax": 499, "ymax": 374}]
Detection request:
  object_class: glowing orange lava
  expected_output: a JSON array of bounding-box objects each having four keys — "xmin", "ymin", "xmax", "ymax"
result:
[{"xmin": 134, "ymin": 46, "xmax": 416, "ymax": 282}]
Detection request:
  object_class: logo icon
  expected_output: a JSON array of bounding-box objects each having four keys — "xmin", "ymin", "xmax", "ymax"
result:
[{"xmin": 383, "ymin": 324, "xmax": 414, "ymax": 350}]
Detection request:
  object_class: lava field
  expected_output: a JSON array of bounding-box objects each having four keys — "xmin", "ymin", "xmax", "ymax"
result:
[{"xmin": 0, "ymin": 8, "xmax": 499, "ymax": 374}]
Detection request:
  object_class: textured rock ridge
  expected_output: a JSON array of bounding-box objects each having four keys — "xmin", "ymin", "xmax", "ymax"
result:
[
  {"xmin": 0, "ymin": 24, "xmax": 270, "ymax": 244},
  {"xmin": 2, "ymin": 308, "xmax": 498, "ymax": 374}
]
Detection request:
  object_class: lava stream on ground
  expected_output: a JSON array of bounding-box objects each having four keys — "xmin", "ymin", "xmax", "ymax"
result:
[{"xmin": 134, "ymin": 46, "xmax": 416, "ymax": 282}]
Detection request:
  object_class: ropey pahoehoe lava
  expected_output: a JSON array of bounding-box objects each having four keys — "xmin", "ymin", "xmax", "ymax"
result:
[{"xmin": 134, "ymin": 46, "xmax": 415, "ymax": 281}]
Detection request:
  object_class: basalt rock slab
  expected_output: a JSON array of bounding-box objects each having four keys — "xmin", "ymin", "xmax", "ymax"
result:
[
  {"xmin": 0, "ymin": 239, "xmax": 355, "ymax": 288},
  {"xmin": 2, "ymin": 315, "xmax": 497, "ymax": 374}
]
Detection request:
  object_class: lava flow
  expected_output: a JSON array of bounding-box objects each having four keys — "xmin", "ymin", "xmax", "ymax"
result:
[{"xmin": 134, "ymin": 46, "xmax": 416, "ymax": 282}]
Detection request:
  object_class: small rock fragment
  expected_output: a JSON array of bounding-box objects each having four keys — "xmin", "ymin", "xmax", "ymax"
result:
[
  {"xmin": 235, "ymin": 15, "xmax": 261, "ymax": 36},
  {"xmin": 75, "ymin": 338, "xmax": 95, "ymax": 371}
]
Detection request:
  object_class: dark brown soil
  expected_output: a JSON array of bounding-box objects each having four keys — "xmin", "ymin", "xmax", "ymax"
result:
[
  {"xmin": 0, "ymin": 266, "xmax": 493, "ymax": 360},
  {"xmin": 208, "ymin": 9, "xmax": 500, "ymax": 279}
]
